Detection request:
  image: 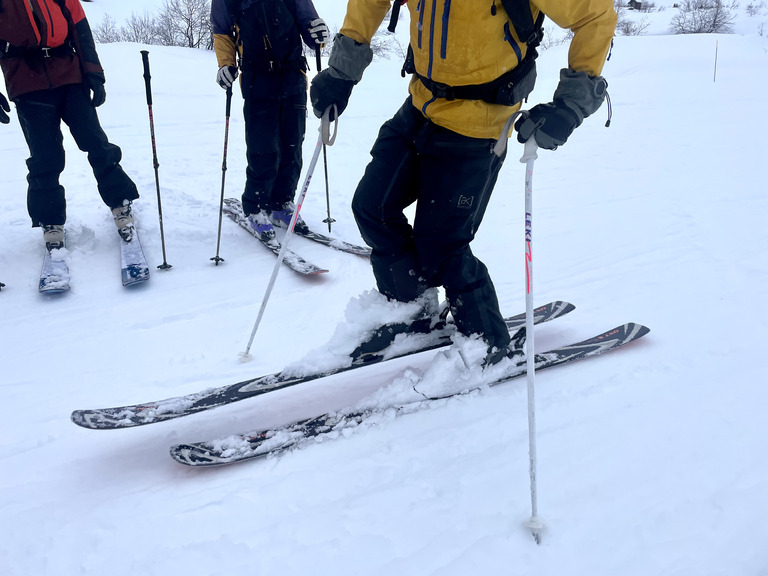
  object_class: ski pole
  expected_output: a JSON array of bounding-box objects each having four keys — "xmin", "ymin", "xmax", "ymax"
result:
[
  {"xmin": 211, "ymin": 87, "xmax": 233, "ymax": 265},
  {"xmin": 315, "ymin": 48, "xmax": 335, "ymax": 233},
  {"xmin": 494, "ymin": 114, "xmax": 542, "ymax": 545},
  {"xmin": 239, "ymin": 106, "xmax": 338, "ymax": 361},
  {"xmin": 140, "ymin": 50, "xmax": 172, "ymax": 270},
  {"xmin": 520, "ymin": 136, "xmax": 542, "ymax": 545}
]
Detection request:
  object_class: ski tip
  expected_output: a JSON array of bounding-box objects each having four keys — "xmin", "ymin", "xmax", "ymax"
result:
[
  {"xmin": 39, "ymin": 285, "xmax": 71, "ymax": 294},
  {"xmin": 632, "ymin": 323, "xmax": 651, "ymax": 338},
  {"xmin": 70, "ymin": 409, "xmax": 108, "ymax": 430},
  {"xmin": 122, "ymin": 267, "xmax": 150, "ymax": 287},
  {"xmin": 70, "ymin": 410, "xmax": 84, "ymax": 427}
]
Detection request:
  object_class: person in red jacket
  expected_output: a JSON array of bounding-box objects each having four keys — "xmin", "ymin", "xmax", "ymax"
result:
[{"xmin": 0, "ymin": 0, "xmax": 139, "ymax": 252}]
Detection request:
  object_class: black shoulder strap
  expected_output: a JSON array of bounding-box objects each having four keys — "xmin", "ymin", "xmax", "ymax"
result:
[
  {"xmin": 498, "ymin": 0, "xmax": 545, "ymax": 49},
  {"xmin": 51, "ymin": 0, "xmax": 78, "ymax": 44}
]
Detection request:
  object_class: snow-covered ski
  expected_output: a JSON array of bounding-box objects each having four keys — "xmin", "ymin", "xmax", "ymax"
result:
[
  {"xmin": 222, "ymin": 198, "xmax": 328, "ymax": 275},
  {"xmin": 70, "ymin": 301, "xmax": 574, "ymax": 430},
  {"xmin": 39, "ymin": 246, "xmax": 71, "ymax": 293},
  {"xmin": 224, "ymin": 197, "xmax": 371, "ymax": 257},
  {"xmin": 170, "ymin": 322, "xmax": 650, "ymax": 467},
  {"xmin": 120, "ymin": 231, "xmax": 150, "ymax": 287}
]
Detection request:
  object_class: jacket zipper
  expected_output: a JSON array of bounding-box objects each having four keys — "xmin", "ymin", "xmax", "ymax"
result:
[{"xmin": 440, "ymin": 0, "xmax": 451, "ymax": 60}]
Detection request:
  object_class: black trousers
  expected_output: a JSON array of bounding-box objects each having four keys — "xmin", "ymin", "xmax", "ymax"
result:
[
  {"xmin": 14, "ymin": 83, "xmax": 139, "ymax": 227},
  {"xmin": 352, "ymin": 99, "xmax": 511, "ymax": 351},
  {"xmin": 241, "ymin": 84, "xmax": 307, "ymax": 216}
]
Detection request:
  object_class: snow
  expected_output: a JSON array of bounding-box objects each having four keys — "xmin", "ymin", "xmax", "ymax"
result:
[{"xmin": 2, "ymin": 1, "xmax": 768, "ymax": 574}]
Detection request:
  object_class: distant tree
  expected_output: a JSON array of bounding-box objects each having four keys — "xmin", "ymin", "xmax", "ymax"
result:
[
  {"xmin": 120, "ymin": 12, "xmax": 160, "ymax": 45},
  {"xmin": 92, "ymin": 14, "xmax": 121, "ymax": 44},
  {"xmin": 670, "ymin": 0, "xmax": 738, "ymax": 33},
  {"xmin": 156, "ymin": 0, "xmax": 212, "ymax": 49}
]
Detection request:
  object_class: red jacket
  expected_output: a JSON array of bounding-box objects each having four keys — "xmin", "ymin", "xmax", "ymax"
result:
[{"xmin": 0, "ymin": 0, "xmax": 103, "ymax": 99}]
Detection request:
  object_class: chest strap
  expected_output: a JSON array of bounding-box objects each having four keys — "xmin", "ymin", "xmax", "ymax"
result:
[{"xmin": 0, "ymin": 40, "xmax": 75, "ymax": 60}]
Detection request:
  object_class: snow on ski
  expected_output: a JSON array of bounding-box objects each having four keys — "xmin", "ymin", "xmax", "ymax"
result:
[
  {"xmin": 170, "ymin": 322, "xmax": 650, "ymax": 467},
  {"xmin": 70, "ymin": 301, "xmax": 574, "ymax": 430},
  {"xmin": 39, "ymin": 247, "xmax": 71, "ymax": 294},
  {"xmin": 222, "ymin": 198, "xmax": 328, "ymax": 275}
]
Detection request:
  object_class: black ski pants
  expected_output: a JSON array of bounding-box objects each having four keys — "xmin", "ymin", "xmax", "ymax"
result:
[
  {"xmin": 14, "ymin": 83, "xmax": 139, "ymax": 227},
  {"xmin": 352, "ymin": 98, "xmax": 511, "ymax": 351},
  {"xmin": 241, "ymin": 85, "xmax": 307, "ymax": 216}
]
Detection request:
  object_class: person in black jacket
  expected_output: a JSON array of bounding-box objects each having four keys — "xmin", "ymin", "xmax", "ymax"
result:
[
  {"xmin": 211, "ymin": 0, "xmax": 328, "ymax": 242},
  {"xmin": 0, "ymin": 0, "xmax": 140, "ymax": 251}
]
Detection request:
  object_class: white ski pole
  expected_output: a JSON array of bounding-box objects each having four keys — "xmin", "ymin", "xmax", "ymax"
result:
[
  {"xmin": 520, "ymin": 136, "xmax": 543, "ymax": 545},
  {"xmin": 239, "ymin": 106, "xmax": 337, "ymax": 361},
  {"xmin": 494, "ymin": 116, "xmax": 543, "ymax": 544}
]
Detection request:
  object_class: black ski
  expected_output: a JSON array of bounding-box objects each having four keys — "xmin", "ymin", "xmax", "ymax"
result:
[
  {"xmin": 222, "ymin": 198, "xmax": 328, "ymax": 275},
  {"xmin": 170, "ymin": 322, "xmax": 650, "ymax": 467},
  {"xmin": 225, "ymin": 197, "xmax": 370, "ymax": 257},
  {"xmin": 71, "ymin": 301, "xmax": 574, "ymax": 430}
]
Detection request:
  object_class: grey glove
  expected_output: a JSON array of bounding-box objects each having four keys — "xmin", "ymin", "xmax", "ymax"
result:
[
  {"xmin": 516, "ymin": 69, "xmax": 608, "ymax": 150},
  {"xmin": 0, "ymin": 92, "xmax": 10, "ymax": 124},
  {"xmin": 308, "ymin": 18, "xmax": 330, "ymax": 46},
  {"xmin": 217, "ymin": 65, "xmax": 238, "ymax": 90}
]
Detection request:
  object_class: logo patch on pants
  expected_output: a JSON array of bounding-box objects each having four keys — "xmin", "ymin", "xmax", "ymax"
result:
[{"xmin": 457, "ymin": 195, "xmax": 474, "ymax": 209}]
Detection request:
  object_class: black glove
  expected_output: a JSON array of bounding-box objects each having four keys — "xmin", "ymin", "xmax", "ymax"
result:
[
  {"xmin": 0, "ymin": 92, "xmax": 10, "ymax": 124},
  {"xmin": 515, "ymin": 102, "xmax": 581, "ymax": 150},
  {"xmin": 217, "ymin": 65, "xmax": 238, "ymax": 90},
  {"xmin": 86, "ymin": 74, "xmax": 106, "ymax": 107},
  {"xmin": 310, "ymin": 69, "xmax": 354, "ymax": 119}
]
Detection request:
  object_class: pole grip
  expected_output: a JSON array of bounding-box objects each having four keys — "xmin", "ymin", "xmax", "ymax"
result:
[
  {"xmin": 315, "ymin": 47, "xmax": 322, "ymax": 73},
  {"xmin": 225, "ymin": 87, "xmax": 232, "ymax": 117},
  {"xmin": 140, "ymin": 50, "xmax": 153, "ymax": 106},
  {"xmin": 388, "ymin": 0, "xmax": 402, "ymax": 33}
]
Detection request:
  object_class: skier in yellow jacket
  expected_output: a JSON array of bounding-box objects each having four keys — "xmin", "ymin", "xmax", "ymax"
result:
[{"xmin": 310, "ymin": 0, "xmax": 616, "ymax": 364}]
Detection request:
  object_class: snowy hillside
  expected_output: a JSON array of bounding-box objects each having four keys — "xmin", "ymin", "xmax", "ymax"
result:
[{"xmin": 2, "ymin": 2, "xmax": 768, "ymax": 575}]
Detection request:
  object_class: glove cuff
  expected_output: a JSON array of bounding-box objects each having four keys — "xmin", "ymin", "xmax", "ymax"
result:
[
  {"xmin": 553, "ymin": 68, "xmax": 608, "ymax": 123},
  {"xmin": 328, "ymin": 34, "xmax": 373, "ymax": 84}
]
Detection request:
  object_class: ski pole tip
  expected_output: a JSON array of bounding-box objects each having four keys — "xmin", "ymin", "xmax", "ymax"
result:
[
  {"xmin": 524, "ymin": 516, "xmax": 544, "ymax": 545},
  {"xmin": 238, "ymin": 351, "xmax": 253, "ymax": 363}
]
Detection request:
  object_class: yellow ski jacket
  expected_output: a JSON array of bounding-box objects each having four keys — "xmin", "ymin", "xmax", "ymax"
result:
[{"xmin": 340, "ymin": 0, "xmax": 617, "ymax": 139}]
